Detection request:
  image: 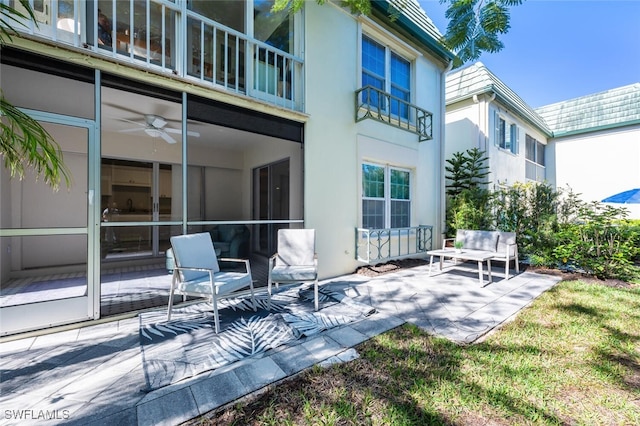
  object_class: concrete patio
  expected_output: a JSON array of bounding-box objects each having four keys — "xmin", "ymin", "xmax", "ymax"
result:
[{"xmin": 0, "ymin": 261, "xmax": 561, "ymax": 426}]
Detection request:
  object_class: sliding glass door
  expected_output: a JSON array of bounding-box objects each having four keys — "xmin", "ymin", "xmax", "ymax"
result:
[{"xmin": 253, "ymin": 159, "xmax": 290, "ymax": 255}]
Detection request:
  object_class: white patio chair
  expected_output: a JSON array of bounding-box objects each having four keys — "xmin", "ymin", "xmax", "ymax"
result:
[
  {"xmin": 268, "ymin": 229, "xmax": 319, "ymax": 310},
  {"xmin": 167, "ymin": 232, "xmax": 256, "ymax": 333}
]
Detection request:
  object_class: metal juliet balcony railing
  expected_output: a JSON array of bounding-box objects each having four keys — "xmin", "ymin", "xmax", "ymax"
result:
[
  {"xmin": 355, "ymin": 225, "xmax": 433, "ymax": 264},
  {"xmin": 355, "ymin": 86, "xmax": 433, "ymax": 141}
]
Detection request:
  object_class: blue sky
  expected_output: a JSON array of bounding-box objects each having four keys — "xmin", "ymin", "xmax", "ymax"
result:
[{"xmin": 418, "ymin": 0, "xmax": 640, "ymax": 108}]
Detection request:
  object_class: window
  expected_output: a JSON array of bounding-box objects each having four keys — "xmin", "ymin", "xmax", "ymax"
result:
[
  {"xmin": 362, "ymin": 163, "xmax": 411, "ymax": 229},
  {"xmin": 525, "ymin": 135, "xmax": 544, "ymax": 165},
  {"xmin": 525, "ymin": 134, "xmax": 545, "ymax": 181},
  {"xmin": 495, "ymin": 114, "xmax": 518, "ymax": 154},
  {"xmin": 361, "ymin": 35, "xmax": 412, "ymax": 119}
]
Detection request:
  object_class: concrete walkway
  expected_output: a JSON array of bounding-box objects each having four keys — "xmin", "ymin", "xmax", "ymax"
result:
[{"xmin": 0, "ymin": 262, "xmax": 561, "ymax": 426}]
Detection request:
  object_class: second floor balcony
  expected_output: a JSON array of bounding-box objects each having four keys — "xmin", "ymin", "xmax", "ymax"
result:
[
  {"xmin": 356, "ymin": 85, "xmax": 433, "ymax": 142},
  {"xmin": 9, "ymin": 0, "xmax": 303, "ymax": 112}
]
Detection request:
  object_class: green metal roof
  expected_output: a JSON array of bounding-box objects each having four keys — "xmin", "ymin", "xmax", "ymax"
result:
[
  {"xmin": 535, "ymin": 83, "xmax": 640, "ymax": 137},
  {"xmin": 371, "ymin": 0, "xmax": 455, "ymax": 64},
  {"xmin": 446, "ymin": 62, "xmax": 552, "ymax": 136}
]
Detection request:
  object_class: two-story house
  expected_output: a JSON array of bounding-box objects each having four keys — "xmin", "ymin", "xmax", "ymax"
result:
[
  {"xmin": 0, "ymin": 0, "xmax": 453, "ymax": 336},
  {"xmin": 445, "ymin": 62, "xmax": 639, "ymax": 219},
  {"xmin": 445, "ymin": 62, "xmax": 552, "ymax": 186}
]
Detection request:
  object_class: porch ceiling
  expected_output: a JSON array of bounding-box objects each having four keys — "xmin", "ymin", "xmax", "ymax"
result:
[{"xmin": 101, "ymin": 87, "xmax": 274, "ymax": 151}]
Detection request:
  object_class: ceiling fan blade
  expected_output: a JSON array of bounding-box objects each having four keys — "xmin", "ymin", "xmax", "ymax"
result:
[
  {"xmin": 163, "ymin": 128, "xmax": 200, "ymax": 137},
  {"xmin": 118, "ymin": 128, "xmax": 146, "ymax": 133},
  {"xmin": 117, "ymin": 117, "xmax": 145, "ymax": 127},
  {"xmin": 160, "ymin": 131, "xmax": 177, "ymax": 144}
]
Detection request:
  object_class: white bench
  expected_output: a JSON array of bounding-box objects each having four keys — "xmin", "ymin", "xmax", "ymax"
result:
[{"xmin": 444, "ymin": 229, "xmax": 519, "ymax": 279}]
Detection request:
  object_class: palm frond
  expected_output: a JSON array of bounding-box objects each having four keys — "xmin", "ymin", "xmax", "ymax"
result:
[
  {"xmin": 0, "ymin": 94, "xmax": 72, "ymax": 190},
  {"xmin": 442, "ymin": 0, "xmax": 523, "ymax": 66},
  {"xmin": 0, "ymin": 1, "xmax": 37, "ymax": 44}
]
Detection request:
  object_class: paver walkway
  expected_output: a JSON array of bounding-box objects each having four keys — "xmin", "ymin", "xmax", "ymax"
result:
[{"xmin": 0, "ymin": 262, "xmax": 561, "ymax": 426}]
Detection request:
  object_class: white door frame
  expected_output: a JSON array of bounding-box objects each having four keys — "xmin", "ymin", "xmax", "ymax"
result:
[{"xmin": 0, "ymin": 110, "xmax": 98, "ymax": 336}]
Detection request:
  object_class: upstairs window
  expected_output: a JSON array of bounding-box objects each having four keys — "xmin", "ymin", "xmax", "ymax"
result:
[
  {"xmin": 525, "ymin": 135, "xmax": 545, "ymax": 166},
  {"xmin": 525, "ymin": 134, "xmax": 545, "ymax": 181},
  {"xmin": 362, "ymin": 163, "xmax": 411, "ymax": 229},
  {"xmin": 361, "ymin": 35, "xmax": 412, "ymax": 119},
  {"xmin": 495, "ymin": 114, "xmax": 518, "ymax": 154}
]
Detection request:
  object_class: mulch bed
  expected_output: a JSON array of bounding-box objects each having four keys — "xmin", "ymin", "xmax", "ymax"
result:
[
  {"xmin": 355, "ymin": 258, "xmax": 429, "ymax": 278},
  {"xmin": 355, "ymin": 258, "xmax": 638, "ymax": 288}
]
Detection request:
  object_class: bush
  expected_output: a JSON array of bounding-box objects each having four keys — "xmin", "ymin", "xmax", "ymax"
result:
[
  {"xmin": 493, "ymin": 182, "xmax": 560, "ymax": 262},
  {"xmin": 447, "ymin": 187, "xmax": 493, "ymax": 236},
  {"xmin": 444, "ymin": 149, "xmax": 639, "ymax": 281},
  {"xmin": 552, "ymin": 203, "xmax": 640, "ymax": 280}
]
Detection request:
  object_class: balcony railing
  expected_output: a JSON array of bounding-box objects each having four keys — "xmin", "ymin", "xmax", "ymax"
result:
[
  {"xmin": 355, "ymin": 225, "xmax": 433, "ymax": 264},
  {"xmin": 355, "ymin": 86, "xmax": 433, "ymax": 141},
  {"xmin": 11, "ymin": 0, "xmax": 303, "ymax": 112}
]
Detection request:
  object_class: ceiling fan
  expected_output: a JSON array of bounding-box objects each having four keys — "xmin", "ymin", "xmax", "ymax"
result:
[{"xmin": 118, "ymin": 114, "xmax": 200, "ymax": 144}]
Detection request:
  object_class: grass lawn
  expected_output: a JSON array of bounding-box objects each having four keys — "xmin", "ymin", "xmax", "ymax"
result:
[{"xmin": 197, "ymin": 280, "xmax": 640, "ymax": 425}]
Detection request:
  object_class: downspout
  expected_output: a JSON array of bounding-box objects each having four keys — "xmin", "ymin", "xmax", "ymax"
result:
[{"xmin": 437, "ymin": 60, "xmax": 454, "ymax": 247}]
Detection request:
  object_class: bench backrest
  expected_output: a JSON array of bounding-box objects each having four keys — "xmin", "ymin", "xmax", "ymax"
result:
[
  {"xmin": 456, "ymin": 229, "xmax": 500, "ymax": 252},
  {"xmin": 456, "ymin": 229, "xmax": 517, "ymax": 255},
  {"xmin": 496, "ymin": 231, "xmax": 517, "ymax": 256}
]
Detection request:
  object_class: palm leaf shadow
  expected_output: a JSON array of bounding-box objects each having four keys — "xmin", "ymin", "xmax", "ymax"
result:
[
  {"xmin": 208, "ymin": 315, "xmax": 295, "ymax": 367},
  {"xmin": 283, "ymin": 312, "xmax": 354, "ymax": 337},
  {"xmin": 141, "ymin": 315, "xmax": 212, "ymax": 341}
]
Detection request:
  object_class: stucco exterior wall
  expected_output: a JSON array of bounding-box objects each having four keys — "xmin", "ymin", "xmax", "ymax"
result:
[
  {"xmin": 303, "ymin": 3, "xmax": 447, "ymax": 279},
  {"xmin": 446, "ymin": 96, "xmax": 550, "ymax": 188},
  {"xmin": 487, "ymin": 102, "xmax": 549, "ymax": 187},
  {"xmin": 445, "ymin": 100, "xmax": 481, "ymax": 158},
  {"xmin": 550, "ymin": 125, "xmax": 640, "ymax": 219}
]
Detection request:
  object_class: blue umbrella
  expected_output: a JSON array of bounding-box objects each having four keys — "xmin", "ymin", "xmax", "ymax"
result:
[{"xmin": 601, "ymin": 188, "xmax": 640, "ymax": 204}]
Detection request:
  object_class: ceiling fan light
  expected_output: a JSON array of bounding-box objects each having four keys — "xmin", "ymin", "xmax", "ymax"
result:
[{"xmin": 144, "ymin": 128, "xmax": 162, "ymax": 138}]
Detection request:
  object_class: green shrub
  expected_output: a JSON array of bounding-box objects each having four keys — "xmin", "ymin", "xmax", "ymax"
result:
[
  {"xmin": 447, "ymin": 187, "xmax": 494, "ymax": 235},
  {"xmin": 552, "ymin": 202, "xmax": 639, "ymax": 280},
  {"xmin": 443, "ymin": 150, "xmax": 639, "ymax": 281},
  {"xmin": 493, "ymin": 182, "xmax": 560, "ymax": 263}
]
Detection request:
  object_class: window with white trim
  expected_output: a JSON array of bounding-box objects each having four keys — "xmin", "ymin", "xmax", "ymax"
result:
[
  {"xmin": 362, "ymin": 163, "xmax": 411, "ymax": 229},
  {"xmin": 525, "ymin": 134, "xmax": 545, "ymax": 181},
  {"xmin": 361, "ymin": 35, "xmax": 411, "ymax": 119},
  {"xmin": 525, "ymin": 135, "xmax": 544, "ymax": 165},
  {"xmin": 495, "ymin": 114, "xmax": 519, "ymax": 154}
]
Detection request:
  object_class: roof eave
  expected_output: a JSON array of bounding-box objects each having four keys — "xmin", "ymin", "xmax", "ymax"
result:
[
  {"xmin": 370, "ymin": 0, "xmax": 455, "ymax": 64},
  {"xmin": 551, "ymin": 120, "xmax": 640, "ymax": 138},
  {"xmin": 447, "ymin": 84, "xmax": 553, "ymax": 137}
]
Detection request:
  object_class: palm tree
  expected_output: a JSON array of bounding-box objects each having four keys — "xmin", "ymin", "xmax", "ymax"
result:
[
  {"xmin": 442, "ymin": 0, "xmax": 524, "ymax": 67},
  {"xmin": 272, "ymin": 0, "xmax": 523, "ymax": 68},
  {"xmin": 1, "ymin": 0, "xmax": 71, "ymax": 190}
]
